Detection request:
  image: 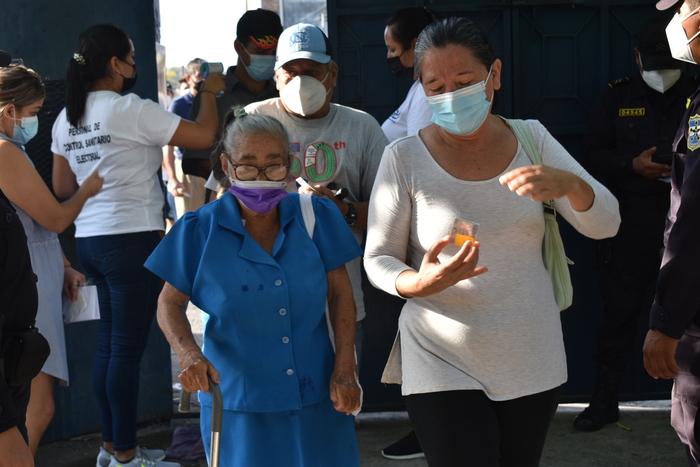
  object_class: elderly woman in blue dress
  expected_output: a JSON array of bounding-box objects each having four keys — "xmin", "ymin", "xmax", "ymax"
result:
[{"xmin": 145, "ymin": 109, "xmax": 361, "ymax": 466}]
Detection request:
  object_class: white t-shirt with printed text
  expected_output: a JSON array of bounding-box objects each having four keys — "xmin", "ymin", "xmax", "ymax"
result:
[{"xmin": 51, "ymin": 91, "xmax": 181, "ymax": 237}]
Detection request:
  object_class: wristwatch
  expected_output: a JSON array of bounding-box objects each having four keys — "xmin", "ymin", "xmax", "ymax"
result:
[{"xmin": 344, "ymin": 202, "xmax": 357, "ymax": 226}]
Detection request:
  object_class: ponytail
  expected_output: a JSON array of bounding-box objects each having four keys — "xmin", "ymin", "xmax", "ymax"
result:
[{"xmin": 66, "ymin": 24, "xmax": 131, "ymax": 127}]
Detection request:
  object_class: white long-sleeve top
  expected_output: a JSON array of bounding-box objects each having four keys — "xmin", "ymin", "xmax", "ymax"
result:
[{"xmin": 364, "ymin": 119, "xmax": 620, "ymax": 400}]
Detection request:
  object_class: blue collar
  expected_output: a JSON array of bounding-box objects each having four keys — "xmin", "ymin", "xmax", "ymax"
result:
[{"xmin": 216, "ymin": 193, "xmax": 302, "ymax": 263}]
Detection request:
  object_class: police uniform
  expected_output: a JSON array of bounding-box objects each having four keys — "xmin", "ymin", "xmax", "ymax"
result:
[
  {"xmin": 582, "ymin": 73, "xmax": 698, "ymax": 377},
  {"xmin": 650, "ymin": 85, "xmax": 700, "ymax": 464}
]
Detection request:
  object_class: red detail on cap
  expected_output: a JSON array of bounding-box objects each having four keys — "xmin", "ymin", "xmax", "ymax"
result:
[{"xmin": 249, "ymin": 35, "xmax": 278, "ymax": 50}]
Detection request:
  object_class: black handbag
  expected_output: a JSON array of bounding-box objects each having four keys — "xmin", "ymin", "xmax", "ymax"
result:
[{"xmin": 1, "ymin": 326, "xmax": 50, "ymax": 387}]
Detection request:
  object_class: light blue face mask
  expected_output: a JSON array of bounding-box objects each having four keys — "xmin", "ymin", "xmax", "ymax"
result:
[
  {"xmin": 241, "ymin": 46, "xmax": 276, "ymax": 81},
  {"xmin": 12, "ymin": 115, "xmax": 39, "ymax": 145},
  {"xmin": 426, "ymin": 66, "xmax": 493, "ymax": 136}
]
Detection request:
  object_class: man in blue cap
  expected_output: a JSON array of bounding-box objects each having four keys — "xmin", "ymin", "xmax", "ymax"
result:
[
  {"xmin": 645, "ymin": 0, "xmax": 700, "ymax": 464},
  {"xmin": 232, "ymin": 23, "xmax": 389, "ymax": 358}
]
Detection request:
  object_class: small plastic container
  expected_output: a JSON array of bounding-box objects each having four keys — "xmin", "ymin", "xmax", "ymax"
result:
[{"xmin": 449, "ymin": 218, "xmax": 479, "ymax": 247}]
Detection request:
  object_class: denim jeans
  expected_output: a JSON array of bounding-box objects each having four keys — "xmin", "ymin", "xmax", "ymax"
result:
[{"xmin": 77, "ymin": 231, "xmax": 161, "ymax": 451}]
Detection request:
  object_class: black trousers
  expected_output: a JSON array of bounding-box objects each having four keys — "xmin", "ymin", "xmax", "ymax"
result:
[
  {"xmin": 595, "ymin": 201, "xmax": 668, "ymax": 373},
  {"xmin": 405, "ymin": 386, "xmax": 563, "ymax": 467}
]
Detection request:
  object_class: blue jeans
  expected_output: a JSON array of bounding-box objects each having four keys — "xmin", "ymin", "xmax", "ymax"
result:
[{"xmin": 77, "ymin": 231, "xmax": 162, "ymax": 451}]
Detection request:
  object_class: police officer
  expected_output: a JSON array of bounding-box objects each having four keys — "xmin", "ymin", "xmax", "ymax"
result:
[
  {"xmin": 645, "ymin": 0, "xmax": 700, "ymax": 464},
  {"xmin": 576, "ymin": 15, "xmax": 698, "ymax": 432}
]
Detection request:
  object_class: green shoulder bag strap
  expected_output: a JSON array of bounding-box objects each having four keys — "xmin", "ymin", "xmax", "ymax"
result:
[{"xmin": 507, "ymin": 119, "xmax": 574, "ymax": 311}]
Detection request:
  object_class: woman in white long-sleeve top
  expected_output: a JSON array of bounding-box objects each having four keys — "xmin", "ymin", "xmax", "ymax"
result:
[{"xmin": 364, "ymin": 17, "xmax": 620, "ymax": 467}]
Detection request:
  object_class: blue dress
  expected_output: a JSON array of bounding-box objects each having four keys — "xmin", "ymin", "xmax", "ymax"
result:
[
  {"xmin": 0, "ymin": 133, "xmax": 69, "ymax": 385},
  {"xmin": 145, "ymin": 193, "xmax": 362, "ymax": 466}
]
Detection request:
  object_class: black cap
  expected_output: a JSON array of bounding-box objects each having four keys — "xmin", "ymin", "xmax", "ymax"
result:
[
  {"xmin": 237, "ymin": 9, "xmax": 284, "ymax": 50},
  {"xmin": 0, "ymin": 50, "xmax": 11, "ymax": 67},
  {"xmin": 656, "ymin": 0, "xmax": 683, "ymax": 11},
  {"xmin": 637, "ymin": 16, "xmax": 680, "ymax": 70}
]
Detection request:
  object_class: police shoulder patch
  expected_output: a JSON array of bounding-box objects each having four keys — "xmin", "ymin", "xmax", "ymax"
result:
[{"xmin": 688, "ymin": 115, "xmax": 700, "ymax": 151}]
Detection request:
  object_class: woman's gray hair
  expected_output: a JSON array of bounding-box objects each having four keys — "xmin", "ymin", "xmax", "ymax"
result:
[
  {"xmin": 220, "ymin": 109, "xmax": 289, "ymax": 157},
  {"xmin": 414, "ymin": 17, "xmax": 496, "ymax": 79},
  {"xmin": 211, "ymin": 108, "xmax": 290, "ymax": 191}
]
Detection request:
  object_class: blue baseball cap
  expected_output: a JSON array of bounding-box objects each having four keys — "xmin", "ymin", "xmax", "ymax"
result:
[{"xmin": 275, "ymin": 23, "xmax": 332, "ymax": 69}]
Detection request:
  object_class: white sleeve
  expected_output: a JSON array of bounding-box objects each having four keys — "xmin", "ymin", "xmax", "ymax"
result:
[
  {"xmin": 405, "ymin": 83, "xmax": 433, "ymax": 136},
  {"xmin": 50, "ymin": 110, "xmax": 68, "ymax": 157},
  {"xmin": 135, "ymin": 97, "xmax": 182, "ymax": 147},
  {"xmin": 364, "ymin": 144, "xmax": 414, "ymax": 297},
  {"xmin": 530, "ymin": 120, "xmax": 620, "ymax": 239}
]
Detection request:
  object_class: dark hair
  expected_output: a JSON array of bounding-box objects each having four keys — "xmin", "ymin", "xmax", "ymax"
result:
[
  {"xmin": 414, "ymin": 17, "xmax": 496, "ymax": 79},
  {"xmin": 0, "ymin": 65, "xmax": 45, "ymax": 117},
  {"xmin": 66, "ymin": 24, "xmax": 131, "ymax": 127},
  {"xmin": 386, "ymin": 7, "xmax": 440, "ymax": 50}
]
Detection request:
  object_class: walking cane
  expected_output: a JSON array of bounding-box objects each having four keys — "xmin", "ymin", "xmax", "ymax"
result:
[{"xmin": 178, "ymin": 378, "xmax": 222, "ymax": 467}]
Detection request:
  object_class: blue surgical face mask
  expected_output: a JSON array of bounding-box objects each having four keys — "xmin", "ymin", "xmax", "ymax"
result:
[
  {"xmin": 12, "ymin": 115, "xmax": 39, "ymax": 145},
  {"xmin": 241, "ymin": 46, "xmax": 276, "ymax": 81},
  {"xmin": 426, "ymin": 66, "xmax": 493, "ymax": 136}
]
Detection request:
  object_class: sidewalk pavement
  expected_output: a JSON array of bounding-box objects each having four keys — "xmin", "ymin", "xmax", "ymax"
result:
[
  {"xmin": 35, "ymin": 305, "xmax": 688, "ymax": 466},
  {"xmin": 34, "ymin": 400, "xmax": 687, "ymax": 467}
]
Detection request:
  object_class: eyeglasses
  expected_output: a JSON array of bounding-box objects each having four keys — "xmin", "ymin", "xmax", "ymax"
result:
[{"xmin": 229, "ymin": 163, "xmax": 289, "ymax": 181}]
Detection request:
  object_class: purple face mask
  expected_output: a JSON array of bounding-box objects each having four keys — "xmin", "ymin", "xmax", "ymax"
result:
[{"xmin": 227, "ymin": 180, "xmax": 289, "ymax": 214}]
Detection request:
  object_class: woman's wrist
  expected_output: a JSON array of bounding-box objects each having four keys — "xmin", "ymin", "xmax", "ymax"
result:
[
  {"xmin": 200, "ymin": 89, "xmax": 217, "ymax": 97},
  {"xmin": 567, "ymin": 174, "xmax": 595, "ymax": 212}
]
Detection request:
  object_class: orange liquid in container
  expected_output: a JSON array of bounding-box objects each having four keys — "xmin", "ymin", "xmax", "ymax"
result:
[{"xmin": 454, "ymin": 233, "xmax": 475, "ymax": 247}]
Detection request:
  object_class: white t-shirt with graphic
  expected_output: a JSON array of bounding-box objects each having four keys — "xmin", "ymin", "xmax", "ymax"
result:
[
  {"xmin": 52, "ymin": 91, "xmax": 181, "ymax": 237},
  {"xmin": 381, "ymin": 80, "xmax": 433, "ymax": 143}
]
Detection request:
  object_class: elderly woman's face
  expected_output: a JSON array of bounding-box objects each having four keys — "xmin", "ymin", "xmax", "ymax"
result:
[
  {"xmin": 420, "ymin": 44, "xmax": 501, "ymax": 98},
  {"xmin": 221, "ymin": 132, "xmax": 290, "ymax": 182}
]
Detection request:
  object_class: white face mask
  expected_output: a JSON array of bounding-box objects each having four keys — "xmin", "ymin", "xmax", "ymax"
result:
[
  {"xmin": 641, "ymin": 68, "xmax": 682, "ymax": 93},
  {"xmin": 279, "ymin": 72, "xmax": 331, "ymax": 117},
  {"xmin": 666, "ymin": 7, "xmax": 700, "ymax": 65}
]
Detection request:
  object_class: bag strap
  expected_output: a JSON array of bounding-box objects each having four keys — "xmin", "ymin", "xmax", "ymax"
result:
[
  {"xmin": 508, "ymin": 119, "xmax": 556, "ymax": 215},
  {"xmin": 509, "ymin": 120, "xmax": 574, "ymax": 266},
  {"xmin": 300, "ymin": 194, "xmax": 315, "ymax": 237}
]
